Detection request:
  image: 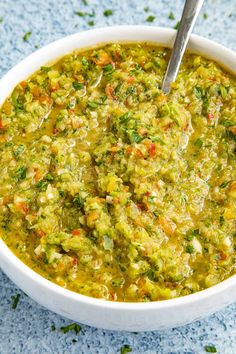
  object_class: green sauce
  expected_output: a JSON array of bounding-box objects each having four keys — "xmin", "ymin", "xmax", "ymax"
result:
[{"xmin": 0, "ymin": 43, "xmax": 236, "ymax": 302}]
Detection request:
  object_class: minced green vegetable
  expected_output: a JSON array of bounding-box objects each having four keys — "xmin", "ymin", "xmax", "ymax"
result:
[
  {"xmin": 0, "ymin": 43, "xmax": 236, "ymax": 302},
  {"xmin": 120, "ymin": 345, "xmax": 132, "ymax": 354},
  {"xmin": 204, "ymin": 345, "xmax": 217, "ymax": 353},
  {"xmin": 146, "ymin": 15, "xmax": 155, "ymax": 22},
  {"xmin": 23, "ymin": 32, "xmax": 31, "ymax": 42},
  {"xmin": 11, "ymin": 294, "xmax": 21, "ymax": 309},
  {"xmin": 104, "ymin": 9, "xmax": 113, "ymax": 17},
  {"xmin": 60, "ymin": 323, "xmax": 81, "ymax": 334}
]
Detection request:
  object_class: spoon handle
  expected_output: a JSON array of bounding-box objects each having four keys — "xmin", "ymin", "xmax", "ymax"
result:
[{"xmin": 162, "ymin": 0, "xmax": 205, "ymax": 94}]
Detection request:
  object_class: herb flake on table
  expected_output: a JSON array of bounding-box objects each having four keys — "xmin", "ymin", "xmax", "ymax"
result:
[
  {"xmin": 88, "ymin": 20, "xmax": 94, "ymax": 26},
  {"xmin": 11, "ymin": 293, "xmax": 21, "ymax": 309},
  {"xmin": 120, "ymin": 344, "xmax": 132, "ymax": 354},
  {"xmin": 174, "ymin": 21, "xmax": 180, "ymax": 30},
  {"xmin": 146, "ymin": 15, "xmax": 155, "ymax": 23},
  {"xmin": 23, "ymin": 31, "xmax": 32, "ymax": 42},
  {"xmin": 168, "ymin": 11, "xmax": 175, "ymax": 20},
  {"xmin": 203, "ymin": 12, "xmax": 208, "ymax": 19},
  {"xmin": 60, "ymin": 323, "xmax": 81, "ymax": 334},
  {"xmin": 204, "ymin": 345, "xmax": 217, "ymax": 353},
  {"xmin": 75, "ymin": 11, "xmax": 85, "ymax": 17},
  {"xmin": 104, "ymin": 9, "xmax": 113, "ymax": 17}
]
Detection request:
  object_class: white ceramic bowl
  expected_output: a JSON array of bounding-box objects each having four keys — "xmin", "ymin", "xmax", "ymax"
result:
[{"xmin": 0, "ymin": 26, "xmax": 236, "ymax": 332}]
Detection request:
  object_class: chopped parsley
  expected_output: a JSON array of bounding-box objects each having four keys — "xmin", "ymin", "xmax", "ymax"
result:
[
  {"xmin": 82, "ymin": 0, "xmax": 88, "ymax": 5},
  {"xmin": 60, "ymin": 323, "xmax": 81, "ymax": 334},
  {"xmin": 73, "ymin": 82, "xmax": 84, "ymax": 90},
  {"xmin": 219, "ymin": 180, "xmax": 231, "ymax": 189},
  {"xmin": 103, "ymin": 9, "xmax": 113, "ymax": 17},
  {"xmin": 51, "ymin": 325, "xmax": 56, "ymax": 331},
  {"xmin": 81, "ymin": 57, "xmax": 89, "ymax": 67},
  {"xmin": 193, "ymin": 86, "xmax": 204, "ymax": 99},
  {"xmin": 174, "ymin": 21, "xmax": 180, "ymax": 30},
  {"xmin": 11, "ymin": 293, "xmax": 21, "ymax": 309},
  {"xmin": 146, "ymin": 15, "xmax": 155, "ymax": 23},
  {"xmin": 103, "ymin": 63, "xmax": 114, "ymax": 72},
  {"xmin": 144, "ymin": 7, "xmax": 149, "ymax": 13},
  {"xmin": 203, "ymin": 13, "xmax": 208, "ymax": 20},
  {"xmin": 204, "ymin": 345, "xmax": 217, "ymax": 353},
  {"xmin": 186, "ymin": 245, "xmax": 194, "ymax": 254},
  {"xmin": 120, "ymin": 345, "xmax": 132, "ymax": 354},
  {"xmin": 88, "ymin": 20, "xmax": 94, "ymax": 26},
  {"xmin": 221, "ymin": 120, "xmax": 234, "ymax": 127},
  {"xmin": 219, "ymin": 215, "xmax": 224, "ymax": 226},
  {"xmin": 14, "ymin": 166, "xmax": 27, "ymax": 182},
  {"xmin": 194, "ymin": 138, "xmax": 203, "ymax": 148},
  {"xmin": 14, "ymin": 144, "xmax": 25, "ymax": 158},
  {"xmin": 23, "ymin": 31, "xmax": 32, "ymax": 42},
  {"xmin": 75, "ymin": 11, "xmax": 85, "ymax": 17},
  {"xmin": 168, "ymin": 11, "xmax": 175, "ymax": 20},
  {"xmin": 41, "ymin": 66, "xmax": 51, "ymax": 73},
  {"xmin": 0, "ymin": 17, "xmax": 3, "ymax": 23}
]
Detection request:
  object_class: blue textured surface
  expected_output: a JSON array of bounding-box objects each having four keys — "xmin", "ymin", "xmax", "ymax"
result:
[{"xmin": 0, "ymin": 1, "xmax": 236, "ymax": 353}]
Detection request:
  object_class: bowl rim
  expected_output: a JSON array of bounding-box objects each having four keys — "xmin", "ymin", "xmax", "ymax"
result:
[{"xmin": 0, "ymin": 25, "xmax": 236, "ymax": 312}]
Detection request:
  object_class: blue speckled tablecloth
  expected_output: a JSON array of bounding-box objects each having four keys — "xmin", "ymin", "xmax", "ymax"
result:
[{"xmin": 0, "ymin": 1, "xmax": 236, "ymax": 353}]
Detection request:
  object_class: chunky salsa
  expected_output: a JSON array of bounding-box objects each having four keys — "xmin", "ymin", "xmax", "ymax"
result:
[{"xmin": 0, "ymin": 43, "xmax": 236, "ymax": 302}]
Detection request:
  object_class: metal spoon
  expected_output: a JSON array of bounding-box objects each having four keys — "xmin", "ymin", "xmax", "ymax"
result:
[{"xmin": 162, "ymin": 0, "xmax": 205, "ymax": 94}]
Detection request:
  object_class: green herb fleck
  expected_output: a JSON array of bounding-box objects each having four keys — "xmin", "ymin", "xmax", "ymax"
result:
[
  {"xmin": 88, "ymin": 20, "xmax": 94, "ymax": 26},
  {"xmin": 168, "ymin": 11, "xmax": 175, "ymax": 20},
  {"xmin": 11, "ymin": 294, "xmax": 21, "ymax": 309},
  {"xmin": 41, "ymin": 66, "xmax": 51, "ymax": 73},
  {"xmin": 0, "ymin": 17, "xmax": 3, "ymax": 23},
  {"xmin": 186, "ymin": 245, "xmax": 194, "ymax": 254},
  {"xmin": 144, "ymin": 7, "xmax": 149, "ymax": 12},
  {"xmin": 203, "ymin": 13, "xmax": 208, "ymax": 20},
  {"xmin": 60, "ymin": 323, "xmax": 81, "ymax": 334},
  {"xmin": 219, "ymin": 215, "xmax": 224, "ymax": 226},
  {"xmin": 15, "ymin": 166, "xmax": 27, "ymax": 181},
  {"xmin": 221, "ymin": 120, "xmax": 234, "ymax": 127},
  {"xmin": 204, "ymin": 345, "xmax": 217, "ymax": 353},
  {"xmin": 51, "ymin": 325, "xmax": 56, "ymax": 331},
  {"xmin": 193, "ymin": 86, "xmax": 204, "ymax": 99},
  {"xmin": 73, "ymin": 194, "xmax": 84, "ymax": 208},
  {"xmin": 82, "ymin": 0, "xmax": 88, "ymax": 5},
  {"xmin": 103, "ymin": 9, "xmax": 113, "ymax": 17},
  {"xmin": 88, "ymin": 101, "xmax": 99, "ymax": 109},
  {"xmin": 81, "ymin": 57, "xmax": 89, "ymax": 67},
  {"xmin": 174, "ymin": 21, "xmax": 180, "ymax": 30},
  {"xmin": 14, "ymin": 144, "xmax": 25, "ymax": 158},
  {"xmin": 23, "ymin": 31, "xmax": 32, "ymax": 42},
  {"xmin": 185, "ymin": 229, "xmax": 199, "ymax": 241},
  {"xmin": 146, "ymin": 15, "xmax": 155, "ymax": 23},
  {"xmin": 194, "ymin": 138, "xmax": 203, "ymax": 148},
  {"xmin": 73, "ymin": 82, "xmax": 84, "ymax": 90},
  {"xmin": 129, "ymin": 130, "xmax": 143, "ymax": 143},
  {"xmin": 5, "ymin": 141, "xmax": 13, "ymax": 147},
  {"xmin": 103, "ymin": 63, "xmax": 114, "ymax": 72},
  {"xmin": 120, "ymin": 345, "xmax": 132, "ymax": 354},
  {"xmin": 36, "ymin": 180, "xmax": 48, "ymax": 190},
  {"xmin": 45, "ymin": 173, "xmax": 54, "ymax": 181},
  {"xmin": 220, "ymin": 85, "xmax": 228, "ymax": 99},
  {"xmin": 75, "ymin": 11, "xmax": 85, "ymax": 17},
  {"xmin": 219, "ymin": 180, "xmax": 231, "ymax": 189},
  {"xmin": 119, "ymin": 112, "xmax": 132, "ymax": 124}
]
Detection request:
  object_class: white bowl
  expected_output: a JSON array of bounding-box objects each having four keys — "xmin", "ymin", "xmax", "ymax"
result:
[{"xmin": 0, "ymin": 26, "xmax": 236, "ymax": 332}]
